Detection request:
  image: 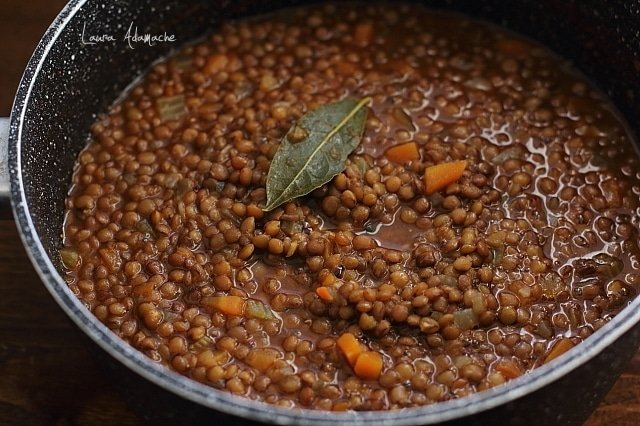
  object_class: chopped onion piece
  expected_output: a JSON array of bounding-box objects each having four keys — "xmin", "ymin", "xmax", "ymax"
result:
[
  {"xmin": 453, "ymin": 308, "xmax": 479, "ymax": 330},
  {"xmin": 60, "ymin": 248, "xmax": 80, "ymax": 269},
  {"xmin": 157, "ymin": 94, "xmax": 186, "ymax": 122},
  {"xmin": 491, "ymin": 146, "xmax": 526, "ymax": 165},
  {"xmin": 246, "ymin": 300, "xmax": 276, "ymax": 320}
]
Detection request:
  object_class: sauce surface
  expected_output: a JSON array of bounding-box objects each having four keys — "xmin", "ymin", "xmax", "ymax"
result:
[{"xmin": 61, "ymin": 3, "xmax": 640, "ymax": 410}]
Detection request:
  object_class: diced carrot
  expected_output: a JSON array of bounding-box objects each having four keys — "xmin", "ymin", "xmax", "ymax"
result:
[
  {"xmin": 337, "ymin": 332, "xmax": 363, "ymax": 367},
  {"xmin": 354, "ymin": 351, "xmax": 383, "ymax": 380},
  {"xmin": 494, "ymin": 359, "xmax": 522, "ymax": 379},
  {"xmin": 544, "ymin": 338, "xmax": 575, "ymax": 364},
  {"xmin": 354, "ymin": 22, "xmax": 374, "ymax": 46},
  {"xmin": 423, "ymin": 160, "xmax": 468, "ymax": 195},
  {"xmin": 316, "ymin": 286, "xmax": 334, "ymax": 302},
  {"xmin": 385, "ymin": 142, "xmax": 420, "ymax": 164},
  {"xmin": 203, "ymin": 295, "xmax": 246, "ymax": 316}
]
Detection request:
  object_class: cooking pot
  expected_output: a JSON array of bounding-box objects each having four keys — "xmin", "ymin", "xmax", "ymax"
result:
[{"xmin": 1, "ymin": 0, "xmax": 639, "ymax": 424}]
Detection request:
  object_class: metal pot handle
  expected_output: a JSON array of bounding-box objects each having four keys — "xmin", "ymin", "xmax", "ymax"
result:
[{"xmin": 0, "ymin": 117, "xmax": 11, "ymax": 219}]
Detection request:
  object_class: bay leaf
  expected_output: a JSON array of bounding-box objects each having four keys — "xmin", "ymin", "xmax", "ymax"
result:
[{"xmin": 263, "ymin": 97, "xmax": 371, "ymax": 211}]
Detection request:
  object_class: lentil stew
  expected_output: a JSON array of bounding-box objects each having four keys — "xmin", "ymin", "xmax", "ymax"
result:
[{"xmin": 61, "ymin": 3, "xmax": 640, "ymax": 411}]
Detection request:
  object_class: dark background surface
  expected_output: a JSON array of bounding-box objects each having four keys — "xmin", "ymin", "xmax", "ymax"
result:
[{"xmin": 0, "ymin": 1, "xmax": 639, "ymax": 424}]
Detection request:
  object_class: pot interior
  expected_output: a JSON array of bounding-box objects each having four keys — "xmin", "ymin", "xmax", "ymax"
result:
[{"xmin": 10, "ymin": 0, "xmax": 640, "ymax": 423}]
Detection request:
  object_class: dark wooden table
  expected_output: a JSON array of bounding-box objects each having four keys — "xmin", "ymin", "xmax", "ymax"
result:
[{"xmin": 1, "ymin": 1, "xmax": 639, "ymax": 425}]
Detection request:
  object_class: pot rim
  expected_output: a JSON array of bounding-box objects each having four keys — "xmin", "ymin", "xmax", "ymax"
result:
[{"xmin": 9, "ymin": 1, "xmax": 640, "ymax": 424}]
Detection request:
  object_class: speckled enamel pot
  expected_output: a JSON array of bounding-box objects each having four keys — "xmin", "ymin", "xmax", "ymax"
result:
[{"xmin": 2, "ymin": 1, "xmax": 640, "ymax": 424}]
